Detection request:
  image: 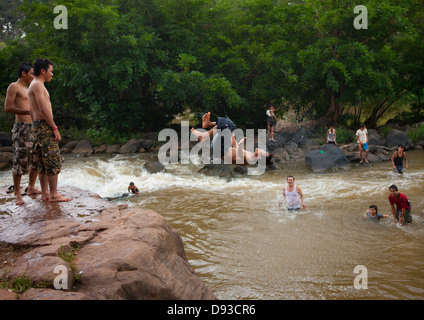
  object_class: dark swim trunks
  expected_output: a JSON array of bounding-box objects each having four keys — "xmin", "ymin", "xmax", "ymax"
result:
[
  {"xmin": 267, "ymin": 118, "xmax": 274, "ymax": 128},
  {"xmin": 211, "ymin": 116, "xmax": 236, "ymax": 158},
  {"xmin": 11, "ymin": 122, "xmax": 37, "ymax": 176},
  {"xmin": 32, "ymin": 120, "xmax": 62, "ymax": 176}
]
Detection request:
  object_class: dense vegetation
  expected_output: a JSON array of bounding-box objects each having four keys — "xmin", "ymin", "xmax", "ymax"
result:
[{"xmin": 1, "ymin": 0, "xmax": 423, "ymax": 136}]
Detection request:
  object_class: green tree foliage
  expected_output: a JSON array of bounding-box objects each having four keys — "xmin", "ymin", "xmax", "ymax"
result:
[{"xmin": 0, "ymin": 0, "xmax": 422, "ymax": 133}]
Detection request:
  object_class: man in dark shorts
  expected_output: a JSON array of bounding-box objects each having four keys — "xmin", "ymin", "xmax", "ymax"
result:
[
  {"xmin": 28, "ymin": 58, "xmax": 71, "ymax": 202},
  {"xmin": 190, "ymin": 112, "xmax": 268, "ymax": 165},
  {"xmin": 388, "ymin": 184, "xmax": 412, "ymax": 224},
  {"xmin": 266, "ymin": 104, "xmax": 279, "ymax": 141},
  {"xmin": 4, "ymin": 62, "xmax": 41, "ymax": 205}
]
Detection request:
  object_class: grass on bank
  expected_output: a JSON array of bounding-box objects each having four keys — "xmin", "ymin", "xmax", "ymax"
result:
[{"xmin": 0, "ymin": 243, "xmax": 82, "ymax": 295}]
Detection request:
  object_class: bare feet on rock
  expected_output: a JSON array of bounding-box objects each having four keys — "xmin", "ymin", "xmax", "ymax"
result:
[
  {"xmin": 15, "ymin": 194, "xmax": 25, "ymax": 205},
  {"xmin": 49, "ymin": 194, "xmax": 72, "ymax": 202},
  {"xmin": 26, "ymin": 186, "xmax": 42, "ymax": 196}
]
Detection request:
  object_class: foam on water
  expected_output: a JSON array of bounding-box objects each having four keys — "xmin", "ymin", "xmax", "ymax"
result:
[{"xmin": 1, "ymin": 152, "xmax": 423, "ymax": 299}]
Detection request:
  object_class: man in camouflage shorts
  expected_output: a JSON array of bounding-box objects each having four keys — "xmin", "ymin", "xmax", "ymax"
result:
[
  {"xmin": 32, "ymin": 120, "xmax": 62, "ymax": 176},
  {"xmin": 12, "ymin": 122, "xmax": 38, "ymax": 175},
  {"xmin": 5, "ymin": 63, "xmax": 41, "ymax": 205}
]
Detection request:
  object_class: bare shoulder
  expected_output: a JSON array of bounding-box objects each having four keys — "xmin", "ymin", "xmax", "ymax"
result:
[
  {"xmin": 28, "ymin": 81, "xmax": 45, "ymax": 95},
  {"xmin": 6, "ymin": 81, "xmax": 18, "ymax": 94}
]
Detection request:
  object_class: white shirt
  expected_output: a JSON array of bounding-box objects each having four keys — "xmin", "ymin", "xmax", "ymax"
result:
[
  {"xmin": 285, "ymin": 184, "xmax": 300, "ymax": 209},
  {"xmin": 356, "ymin": 128, "xmax": 368, "ymax": 143}
]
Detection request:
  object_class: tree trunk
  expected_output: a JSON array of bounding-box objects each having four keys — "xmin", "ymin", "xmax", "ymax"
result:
[{"xmin": 326, "ymin": 90, "xmax": 344, "ymax": 125}]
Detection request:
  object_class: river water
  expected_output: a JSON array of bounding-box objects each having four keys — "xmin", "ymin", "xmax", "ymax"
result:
[{"xmin": 1, "ymin": 151, "xmax": 423, "ymax": 299}]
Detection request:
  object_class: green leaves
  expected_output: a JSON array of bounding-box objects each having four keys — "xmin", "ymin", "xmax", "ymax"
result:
[{"xmin": 1, "ymin": 0, "xmax": 422, "ymax": 132}]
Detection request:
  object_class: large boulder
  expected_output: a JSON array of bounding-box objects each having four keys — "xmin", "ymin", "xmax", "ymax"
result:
[
  {"xmin": 72, "ymin": 140, "xmax": 93, "ymax": 155},
  {"xmin": 106, "ymin": 144, "xmax": 121, "ymax": 153},
  {"xmin": 269, "ymin": 119, "xmax": 321, "ymax": 152},
  {"xmin": 60, "ymin": 141, "xmax": 78, "ymax": 154},
  {"xmin": 140, "ymin": 139, "xmax": 154, "ymax": 151},
  {"xmin": 94, "ymin": 144, "xmax": 108, "ymax": 153},
  {"xmin": 198, "ymin": 163, "xmax": 232, "ymax": 182},
  {"xmin": 0, "ymin": 187, "xmax": 216, "ymax": 300},
  {"xmin": 143, "ymin": 159, "xmax": 166, "ymax": 173},
  {"xmin": 368, "ymin": 129, "xmax": 384, "ymax": 146},
  {"xmin": 305, "ymin": 143, "xmax": 350, "ymax": 172},
  {"xmin": 385, "ymin": 129, "xmax": 409, "ymax": 148},
  {"xmin": 0, "ymin": 132, "xmax": 12, "ymax": 146},
  {"xmin": 119, "ymin": 139, "xmax": 141, "ymax": 154},
  {"xmin": 270, "ymin": 147, "xmax": 290, "ymax": 169}
]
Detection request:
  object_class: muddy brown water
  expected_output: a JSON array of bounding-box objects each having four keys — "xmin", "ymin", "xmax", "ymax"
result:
[{"xmin": 1, "ymin": 151, "xmax": 423, "ymax": 299}]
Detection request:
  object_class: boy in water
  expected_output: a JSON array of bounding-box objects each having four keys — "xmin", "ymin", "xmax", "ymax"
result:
[
  {"xmin": 128, "ymin": 182, "xmax": 139, "ymax": 194},
  {"xmin": 364, "ymin": 205, "xmax": 388, "ymax": 220},
  {"xmin": 190, "ymin": 112, "xmax": 268, "ymax": 165}
]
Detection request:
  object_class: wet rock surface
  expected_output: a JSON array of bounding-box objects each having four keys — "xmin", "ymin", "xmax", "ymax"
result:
[{"xmin": 0, "ymin": 187, "xmax": 216, "ymax": 300}]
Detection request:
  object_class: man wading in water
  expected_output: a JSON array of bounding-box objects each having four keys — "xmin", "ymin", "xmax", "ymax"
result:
[{"xmin": 278, "ymin": 176, "xmax": 306, "ymax": 211}]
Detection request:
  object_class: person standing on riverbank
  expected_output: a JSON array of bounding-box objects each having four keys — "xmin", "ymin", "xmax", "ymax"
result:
[
  {"xmin": 28, "ymin": 58, "xmax": 72, "ymax": 202},
  {"xmin": 388, "ymin": 184, "xmax": 412, "ymax": 224},
  {"xmin": 266, "ymin": 104, "xmax": 279, "ymax": 142},
  {"xmin": 356, "ymin": 123, "xmax": 369, "ymax": 164},
  {"xmin": 4, "ymin": 62, "xmax": 41, "ymax": 205},
  {"xmin": 278, "ymin": 176, "xmax": 306, "ymax": 210},
  {"xmin": 391, "ymin": 144, "xmax": 408, "ymax": 174}
]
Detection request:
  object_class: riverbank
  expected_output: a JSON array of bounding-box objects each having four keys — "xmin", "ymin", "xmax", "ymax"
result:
[{"xmin": 1, "ymin": 121, "xmax": 423, "ymax": 173}]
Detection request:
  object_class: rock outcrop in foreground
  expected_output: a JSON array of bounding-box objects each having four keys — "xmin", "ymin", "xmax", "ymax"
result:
[{"xmin": 0, "ymin": 188, "xmax": 216, "ymax": 300}]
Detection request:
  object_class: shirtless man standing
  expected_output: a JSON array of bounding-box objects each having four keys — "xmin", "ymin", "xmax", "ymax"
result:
[
  {"xmin": 4, "ymin": 62, "xmax": 41, "ymax": 205},
  {"xmin": 27, "ymin": 58, "xmax": 71, "ymax": 202}
]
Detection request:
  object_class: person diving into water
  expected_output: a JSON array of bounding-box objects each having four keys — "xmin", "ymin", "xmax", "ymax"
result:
[{"xmin": 190, "ymin": 112, "xmax": 269, "ymax": 166}]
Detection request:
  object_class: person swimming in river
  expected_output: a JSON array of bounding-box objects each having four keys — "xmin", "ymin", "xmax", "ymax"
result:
[
  {"xmin": 190, "ymin": 112, "xmax": 269, "ymax": 165},
  {"xmin": 364, "ymin": 205, "xmax": 388, "ymax": 220},
  {"xmin": 128, "ymin": 182, "xmax": 139, "ymax": 194}
]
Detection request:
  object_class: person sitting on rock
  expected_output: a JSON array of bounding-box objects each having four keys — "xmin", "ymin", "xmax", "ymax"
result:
[
  {"xmin": 327, "ymin": 124, "xmax": 337, "ymax": 145},
  {"xmin": 190, "ymin": 112, "xmax": 269, "ymax": 166},
  {"xmin": 128, "ymin": 182, "xmax": 139, "ymax": 194}
]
